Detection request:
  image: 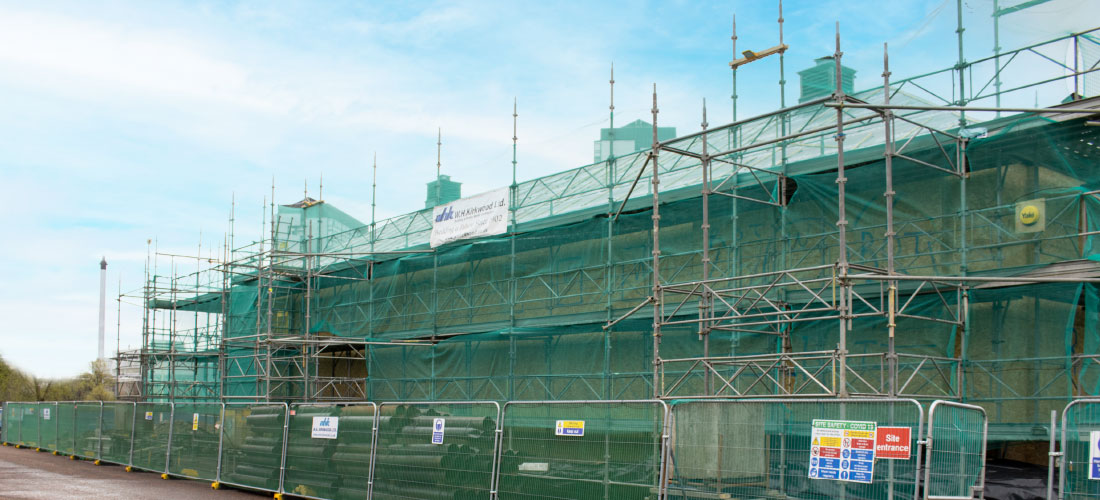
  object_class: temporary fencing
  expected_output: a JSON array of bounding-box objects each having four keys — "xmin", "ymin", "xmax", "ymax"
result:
[
  {"xmin": 497, "ymin": 400, "xmax": 669, "ymax": 500},
  {"xmin": 372, "ymin": 401, "xmax": 500, "ymax": 500},
  {"xmin": 0, "ymin": 398, "xmax": 990, "ymax": 500},
  {"xmin": 219, "ymin": 403, "xmax": 288, "ymax": 493},
  {"xmin": 283, "ymin": 403, "xmax": 376, "ymax": 500},
  {"xmin": 1054, "ymin": 399, "xmax": 1100, "ymax": 500},
  {"xmin": 666, "ymin": 399, "xmax": 924, "ymax": 500},
  {"xmin": 168, "ymin": 402, "xmax": 223, "ymax": 481}
]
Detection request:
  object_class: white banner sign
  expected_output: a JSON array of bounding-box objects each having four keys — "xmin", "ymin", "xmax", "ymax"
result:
[
  {"xmin": 312, "ymin": 416, "xmax": 339, "ymax": 439},
  {"xmin": 430, "ymin": 188, "xmax": 509, "ymax": 248}
]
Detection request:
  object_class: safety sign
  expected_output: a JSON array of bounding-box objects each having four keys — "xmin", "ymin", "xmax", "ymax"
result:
[
  {"xmin": 192, "ymin": 413, "xmax": 199, "ymax": 431},
  {"xmin": 809, "ymin": 419, "xmax": 877, "ymax": 483},
  {"xmin": 555, "ymin": 420, "xmax": 585, "ymax": 436},
  {"xmin": 145, "ymin": 411, "xmax": 153, "ymax": 421},
  {"xmin": 431, "ymin": 418, "xmax": 446, "ymax": 444},
  {"xmin": 42, "ymin": 408, "xmax": 50, "ymax": 421},
  {"xmin": 875, "ymin": 426, "xmax": 911, "ymax": 460},
  {"xmin": 311, "ymin": 416, "xmax": 339, "ymax": 439}
]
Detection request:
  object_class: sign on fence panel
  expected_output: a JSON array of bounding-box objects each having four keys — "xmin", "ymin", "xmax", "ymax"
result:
[
  {"xmin": 1090, "ymin": 430, "xmax": 1100, "ymax": 480},
  {"xmin": 42, "ymin": 408, "xmax": 50, "ymax": 421},
  {"xmin": 555, "ymin": 420, "xmax": 585, "ymax": 436},
  {"xmin": 809, "ymin": 419, "xmax": 877, "ymax": 483},
  {"xmin": 429, "ymin": 187, "xmax": 509, "ymax": 248},
  {"xmin": 311, "ymin": 416, "xmax": 338, "ymax": 439},
  {"xmin": 145, "ymin": 411, "xmax": 153, "ymax": 421},
  {"xmin": 431, "ymin": 418, "xmax": 445, "ymax": 444},
  {"xmin": 191, "ymin": 413, "xmax": 199, "ymax": 431},
  {"xmin": 875, "ymin": 426, "xmax": 911, "ymax": 460}
]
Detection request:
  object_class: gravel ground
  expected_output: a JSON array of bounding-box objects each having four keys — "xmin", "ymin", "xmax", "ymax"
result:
[{"xmin": 0, "ymin": 443, "xmax": 271, "ymax": 499}]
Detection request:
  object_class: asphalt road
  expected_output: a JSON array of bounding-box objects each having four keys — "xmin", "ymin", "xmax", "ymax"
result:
[{"xmin": 0, "ymin": 443, "xmax": 270, "ymax": 499}]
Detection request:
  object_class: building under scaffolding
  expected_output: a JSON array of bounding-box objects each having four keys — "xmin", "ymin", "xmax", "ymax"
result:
[{"xmin": 119, "ymin": 22, "xmax": 1100, "ymax": 451}]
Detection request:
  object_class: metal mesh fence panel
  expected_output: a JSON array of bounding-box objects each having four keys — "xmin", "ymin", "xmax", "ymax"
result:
[
  {"xmin": 7, "ymin": 403, "xmax": 22, "ymax": 446},
  {"xmin": 667, "ymin": 399, "xmax": 923, "ymax": 500},
  {"xmin": 0, "ymin": 402, "xmax": 9, "ymax": 444},
  {"xmin": 372, "ymin": 402, "xmax": 500, "ymax": 500},
  {"xmin": 168, "ymin": 403, "xmax": 222, "ymax": 480},
  {"xmin": 924, "ymin": 401, "xmax": 986, "ymax": 500},
  {"xmin": 39, "ymin": 403, "xmax": 58, "ymax": 451},
  {"xmin": 283, "ymin": 403, "xmax": 376, "ymax": 500},
  {"xmin": 57, "ymin": 402, "xmax": 75, "ymax": 456},
  {"xmin": 100, "ymin": 402, "xmax": 136, "ymax": 465},
  {"xmin": 73, "ymin": 402, "xmax": 102, "ymax": 459},
  {"xmin": 497, "ymin": 400, "xmax": 667, "ymax": 500},
  {"xmin": 1061, "ymin": 400, "xmax": 1100, "ymax": 500},
  {"xmin": 21, "ymin": 403, "xmax": 40, "ymax": 449},
  {"xmin": 132, "ymin": 402, "xmax": 171, "ymax": 472},
  {"xmin": 219, "ymin": 403, "xmax": 288, "ymax": 493}
]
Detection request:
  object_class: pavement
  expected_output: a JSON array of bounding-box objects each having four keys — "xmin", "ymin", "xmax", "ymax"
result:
[{"xmin": 0, "ymin": 443, "xmax": 269, "ymax": 499}]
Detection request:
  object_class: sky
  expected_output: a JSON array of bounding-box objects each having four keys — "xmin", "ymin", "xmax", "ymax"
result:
[{"xmin": 0, "ymin": 0, "xmax": 1096, "ymax": 379}]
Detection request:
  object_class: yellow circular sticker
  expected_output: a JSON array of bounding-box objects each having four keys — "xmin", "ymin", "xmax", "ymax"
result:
[{"xmin": 1019, "ymin": 205, "xmax": 1040, "ymax": 226}]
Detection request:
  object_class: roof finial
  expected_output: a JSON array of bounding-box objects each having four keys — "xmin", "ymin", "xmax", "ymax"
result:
[{"xmin": 436, "ymin": 127, "xmax": 442, "ymax": 178}]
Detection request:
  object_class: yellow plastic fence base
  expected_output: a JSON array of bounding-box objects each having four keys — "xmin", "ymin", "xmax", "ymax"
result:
[
  {"xmin": 35, "ymin": 448, "xmax": 41, "ymax": 452},
  {"xmin": 211, "ymin": 482, "xmax": 220, "ymax": 490},
  {"xmin": 52, "ymin": 451, "xmax": 58, "ymax": 455},
  {"xmin": 273, "ymin": 494, "xmax": 283, "ymax": 500},
  {"xmin": 161, "ymin": 473, "xmax": 169, "ymax": 480},
  {"xmin": 14, "ymin": 444, "xmax": 20, "ymax": 449},
  {"xmin": 125, "ymin": 466, "xmax": 133, "ymax": 473},
  {"xmin": 93, "ymin": 460, "xmax": 101, "ymax": 466},
  {"xmin": 69, "ymin": 455, "xmax": 77, "ymax": 460}
]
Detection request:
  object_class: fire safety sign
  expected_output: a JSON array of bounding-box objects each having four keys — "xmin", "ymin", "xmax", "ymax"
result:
[{"xmin": 809, "ymin": 419, "xmax": 877, "ymax": 483}]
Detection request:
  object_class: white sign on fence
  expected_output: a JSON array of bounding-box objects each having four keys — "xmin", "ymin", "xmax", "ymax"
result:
[
  {"xmin": 311, "ymin": 416, "xmax": 339, "ymax": 439},
  {"xmin": 431, "ymin": 418, "xmax": 446, "ymax": 444},
  {"xmin": 430, "ymin": 188, "xmax": 509, "ymax": 248},
  {"xmin": 42, "ymin": 408, "xmax": 50, "ymax": 421}
]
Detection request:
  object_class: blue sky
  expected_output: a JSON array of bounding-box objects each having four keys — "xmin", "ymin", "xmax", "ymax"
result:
[{"xmin": 0, "ymin": 0, "xmax": 1095, "ymax": 378}]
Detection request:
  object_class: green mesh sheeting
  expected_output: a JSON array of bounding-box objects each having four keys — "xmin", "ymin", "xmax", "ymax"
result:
[
  {"xmin": 20, "ymin": 403, "xmax": 40, "ymax": 448},
  {"xmin": 168, "ymin": 403, "xmax": 222, "ymax": 480},
  {"xmin": 219, "ymin": 404, "xmax": 287, "ymax": 493},
  {"xmin": 667, "ymin": 400, "xmax": 922, "ymax": 500},
  {"xmin": 39, "ymin": 403, "xmax": 58, "ymax": 451},
  {"xmin": 5, "ymin": 403, "xmax": 22, "ymax": 446},
  {"xmin": 1, "ymin": 403, "xmax": 8, "ymax": 443},
  {"xmin": 372, "ymin": 402, "xmax": 500, "ymax": 500},
  {"xmin": 73, "ymin": 402, "xmax": 102, "ymax": 459},
  {"xmin": 1060, "ymin": 400, "xmax": 1100, "ymax": 500},
  {"xmin": 925, "ymin": 402, "xmax": 987, "ymax": 499},
  {"xmin": 497, "ymin": 401, "xmax": 666, "ymax": 500},
  {"xmin": 283, "ymin": 403, "xmax": 376, "ymax": 500},
  {"xmin": 56, "ymin": 403, "xmax": 75, "ymax": 456},
  {"xmin": 131, "ymin": 402, "xmax": 171, "ymax": 473},
  {"xmin": 99, "ymin": 403, "xmax": 135, "ymax": 465}
]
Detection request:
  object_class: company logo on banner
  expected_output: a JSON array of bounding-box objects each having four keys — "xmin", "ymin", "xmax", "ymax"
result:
[
  {"xmin": 312, "ymin": 416, "xmax": 339, "ymax": 439},
  {"xmin": 430, "ymin": 188, "xmax": 509, "ymax": 248}
]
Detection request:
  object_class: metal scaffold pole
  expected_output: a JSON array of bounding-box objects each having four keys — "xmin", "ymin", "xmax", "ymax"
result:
[{"xmin": 833, "ymin": 22, "xmax": 849, "ymax": 397}]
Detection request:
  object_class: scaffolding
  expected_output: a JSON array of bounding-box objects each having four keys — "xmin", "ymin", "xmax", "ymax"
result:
[{"xmin": 126, "ymin": 14, "xmax": 1100, "ymax": 441}]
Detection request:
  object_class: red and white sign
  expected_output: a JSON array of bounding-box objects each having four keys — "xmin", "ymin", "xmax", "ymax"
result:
[{"xmin": 875, "ymin": 426, "xmax": 911, "ymax": 460}]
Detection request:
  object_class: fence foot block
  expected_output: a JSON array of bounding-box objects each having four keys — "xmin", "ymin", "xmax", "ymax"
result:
[
  {"xmin": 69, "ymin": 455, "xmax": 76, "ymax": 460},
  {"xmin": 93, "ymin": 460, "xmax": 101, "ymax": 466},
  {"xmin": 125, "ymin": 466, "xmax": 133, "ymax": 472},
  {"xmin": 161, "ymin": 473, "xmax": 169, "ymax": 480},
  {"xmin": 211, "ymin": 482, "xmax": 220, "ymax": 490}
]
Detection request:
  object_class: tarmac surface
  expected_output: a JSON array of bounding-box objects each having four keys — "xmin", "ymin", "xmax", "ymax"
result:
[{"xmin": 0, "ymin": 443, "xmax": 268, "ymax": 499}]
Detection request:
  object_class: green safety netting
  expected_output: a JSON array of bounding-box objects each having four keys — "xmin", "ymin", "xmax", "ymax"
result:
[
  {"xmin": 168, "ymin": 403, "xmax": 222, "ymax": 480},
  {"xmin": 219, "ymin": 404, "xmax": 287, "ymax": 493},
  {"xmin": 497, "ymin": 401, "xmax": 666, "ymax": 500},
  {"xmin": 56, "ymin": 403, "xmax": 75, "ymax": 456},
  {"xmin": 667, "ymin": 399, "xmax": 923, "ymax": 500},
  {"xmin": 283, "ymin": 403, "xmax": 375, "ymax": 500},
  {"xmin": 372, "ymin": 403, "xmax": 499, "ymax": 500},
  {"xmin": 131, "ymin": 402, "xmax": 171, "ymax": 472},
  {"xmin": 99, "ymin": 403, "xmax": 135, "ymax": 465},
  {"xmin": 73, "ymin": 402, "xmax": 101, "ymax": 459}
]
